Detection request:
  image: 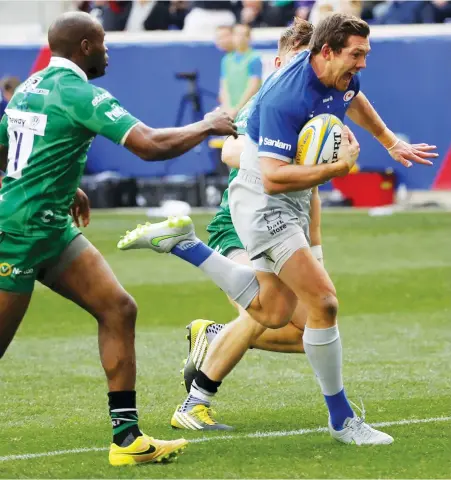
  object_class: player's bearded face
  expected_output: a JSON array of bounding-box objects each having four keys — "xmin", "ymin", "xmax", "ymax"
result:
[{"xmin": 331, "ymin": 35, "xmax": 370, "ymax": 91}]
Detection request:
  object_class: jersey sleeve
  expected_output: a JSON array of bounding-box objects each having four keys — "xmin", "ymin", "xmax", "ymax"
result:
[
  {"xmin": 63, "ymin": 80, "xmax": 139, "ymax": 145},
  {"xmin": 257, "ymin": 98, "xmax": 299, "ymax": 162},
  {"xmin": 248, "ymin": 56, "xmax": 263, "ymax": 79},
  {"xmin": 0, "ymin": 114, "xmax": 8, "ymax": 146}
]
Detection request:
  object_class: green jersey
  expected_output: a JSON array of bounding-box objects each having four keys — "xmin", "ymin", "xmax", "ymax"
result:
[
  {"xmin": 206, "ymin": 95, "xmax": 255, "ymax": 248},
  {"xmin": 0, "ymin": 57, "xmax": 139, "ymax": 237}
]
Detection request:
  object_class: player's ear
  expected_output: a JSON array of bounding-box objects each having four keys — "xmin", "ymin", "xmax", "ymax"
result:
[
  {"xmin": 81, "ymin": 38, "xmax": 90, "ymax": 56},
  {"xmin": 321, "ymin": 44, "xmax": 332, "ymax": 60},
  {"xmin": 274, "ymin": 56, "xmax": 282, "ymax": 69}
]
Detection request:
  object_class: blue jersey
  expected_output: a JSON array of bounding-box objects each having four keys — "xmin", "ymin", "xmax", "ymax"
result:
[{"xmin": 246, "ymin": 50, "xmax": 360, "ymax": 163}]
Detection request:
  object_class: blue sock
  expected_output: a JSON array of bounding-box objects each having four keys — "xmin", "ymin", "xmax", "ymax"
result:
[
  {"xmin": 324, "ymin": 389, "xmax": 354, "ymax": 430},
  {"xmin": 171, "ymin": 240, "xmax": 212, "ymax": 267}
]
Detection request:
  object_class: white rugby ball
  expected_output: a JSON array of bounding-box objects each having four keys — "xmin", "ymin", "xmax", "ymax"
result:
[{"xmin": 295, "ymin": 114, "xmax": 343, "ymax": 166}]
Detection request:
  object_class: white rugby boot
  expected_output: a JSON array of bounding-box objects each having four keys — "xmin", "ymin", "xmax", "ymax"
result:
[
  {"xmin": 117, "ymin": 216, "xmax": 196, "ymax": 253},
  {"xmin": 329, "ymin": 401, "xmax": 394, "ymax": 445}
]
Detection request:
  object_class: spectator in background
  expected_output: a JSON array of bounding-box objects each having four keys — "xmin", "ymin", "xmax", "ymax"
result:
[
  {"xmin": 99, "ymin": 0, "xmax": 133, "ymax": 31},
  {"xmin": 219, "ymin": 24, "xmax": 262, "ymax": 119},
  {"xmin": 433, "ymin": 0, "xmax": 451, "ymax": 22},
  {"xmin": 0, "ymin": 76, "xmax": 21, "ymax": 119},
  {"xmin": 264, "ymin": 0, "xmax": 298, "ymax": 26},
  {"xmin": 215, "ymin": 25, "xmax": 235, "ymax": 52},
  {"xmin": 309, "ymin": 0, "xmax": 362, "ymax": 24},
  {"xmin": 295, "ymin": 1, "xmax": 315, "ymax": 20},
  {"xmin": 184, "ymin": 1, "xmax": 236, "ymax": 33},
  {"xmin": 240, "ymin": 0, "xmax": 265, "ymax": 27},
  {"xmin": 375, "ymin": 0, "xmax": 450, "ymax": 24},
  {"xmin": 143, "ymin": 1, "xmax": 189, "ymax": 30},
  {"xmin": 240, "ymin": 1, "xmax": 302, "ymax": 28}
]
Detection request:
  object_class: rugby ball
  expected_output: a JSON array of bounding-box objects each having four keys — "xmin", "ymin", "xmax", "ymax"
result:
[{"xmin": 295, "ymin": 114, "xmax": 343, "ymax": 166}]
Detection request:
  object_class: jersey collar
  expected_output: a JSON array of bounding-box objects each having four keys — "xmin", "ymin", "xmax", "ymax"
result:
[{"xmin": 48, "ymin": 57, "xmax": 88, "ymax": 82}]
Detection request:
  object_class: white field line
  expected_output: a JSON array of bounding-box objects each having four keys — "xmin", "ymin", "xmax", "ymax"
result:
[{"xmin": 0, "ymin": 416, "xmax": 449, "ymax": 463}]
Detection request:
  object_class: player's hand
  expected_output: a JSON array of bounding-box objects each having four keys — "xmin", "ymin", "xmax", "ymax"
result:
[
  {"xmin": 71, "ymin": 188, "xmax": 90, "ymax": 228},
  {"xmin": 204, "ymin": 109, "xmax": 238, "ymax": 139},
  {"xmin": 334, "ymin": 126, "xmax": 360, "ymax": 176},
  {"xmin": 388, "ymin": 140, "xmax": 437, "ymax": 168}
]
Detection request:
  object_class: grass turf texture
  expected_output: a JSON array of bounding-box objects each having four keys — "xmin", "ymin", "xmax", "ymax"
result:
[{"xmin": 1, "ymin": 211, "xmax": 450, "ymax": 478}]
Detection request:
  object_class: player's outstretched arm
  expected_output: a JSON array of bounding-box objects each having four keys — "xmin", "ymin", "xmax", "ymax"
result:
[
  {"xmin": 347, "ymin": 91, "xmax": 438, "ymax": 168},
  {"xmin": 125, "ymin": 110, "xmax": 237, "ymax": 161}
]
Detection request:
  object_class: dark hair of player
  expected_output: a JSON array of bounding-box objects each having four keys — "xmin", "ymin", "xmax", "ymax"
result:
[
  {"xmin": 309, "ymin": 13, "xmax": 370, "ymax": 55},
  {"xmin": 278, "ymin": 17, "xmax": 314, "ymax": 55}
]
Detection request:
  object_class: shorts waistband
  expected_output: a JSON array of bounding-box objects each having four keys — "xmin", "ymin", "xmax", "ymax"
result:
[{"xmin": 237, "ymin": 169, "xmax": 262, "ymax": 185}]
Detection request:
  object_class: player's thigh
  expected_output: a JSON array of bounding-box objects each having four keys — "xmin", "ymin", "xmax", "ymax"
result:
[
  {"xmin": 0, "ymin": 290, "xmax": 32, "ymax": 357},
  {"xmin": 41, "ymin": 235, "xmax": 136, "ymax": 322},
  {"xmin": 0, "ymin": 231, "xmax": 38, "ymax": 355},
  {"xmin": 275, "ymin": 239, "xmax": 337, "ymax": 323}
]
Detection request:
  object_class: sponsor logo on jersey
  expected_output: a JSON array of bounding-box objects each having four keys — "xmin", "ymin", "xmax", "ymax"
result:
[
  {"xmin": 105, "ymin": 105, "xmax": 128, "ymax": 122},
  {"xmin": 92, "ymin": 91, "xmax": 112, "ymax": 107},
  {"xmin": 344, "ymin": 90, "xmax": 355, "ymax": 102},
  {"xmin": 262, "ymin": 137, "xmax": 292, "ymax": 151},
  {"xmin": 9, "ymin": 117, "xmax": 26, "ymax": 128},
  {"xmin": 18, "ymin": 76, "xmax": 49, "ymax": 96},
  {"xmin": 12, "ymin": 267, "xmax": 34, "ymax": 277},
  {"xmin": 6, "ymin": 109, "xmax": 47, "ymax": 136},
  {"xmin": 323, "ymin": 96, "xmax": 333, "ymax": 103},
  {"xmin": 0, "ymin": 262, "xmax": 12, "ymax": 277},
  {"xmin": 41, "ymin": 210, "xmax": 54, "ymax": 223}
]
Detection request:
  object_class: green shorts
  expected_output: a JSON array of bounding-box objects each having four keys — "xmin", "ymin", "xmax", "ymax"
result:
[
  {"xmin": 207, "ymin": 215, "xmax": 244, "ymax": 258},
  {"xmin": 0, "ymin": 222, "xmax": 81, "ymax": 293}
]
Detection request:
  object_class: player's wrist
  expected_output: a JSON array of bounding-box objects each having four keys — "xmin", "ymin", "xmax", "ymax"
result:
[
  {"xmin": 311, "ymin": 245, "xmax": 323, "ymax": 265},
  {"xmin": 330, "ymin": 160, "xmax": 349, "ymax": 177},
  {"xmin": 375, "ymin": 128, "xmax": 398, "ymax": 150}
]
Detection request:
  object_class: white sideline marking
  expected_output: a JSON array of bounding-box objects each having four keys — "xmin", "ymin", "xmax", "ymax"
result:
[{"xmin": 0, "ymin": 416, "xmax": 449, "ymax": 463}]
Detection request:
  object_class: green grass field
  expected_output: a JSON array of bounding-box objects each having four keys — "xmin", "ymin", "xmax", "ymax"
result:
[{"xmin": 1, "ymin": 210, "xmax": 450, "ymax": 479}]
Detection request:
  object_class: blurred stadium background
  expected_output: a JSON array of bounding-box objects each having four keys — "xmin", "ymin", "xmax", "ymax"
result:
[
  {"xmin": 0, "ymin": 2, "xmax": 450, "ymax": 479},
  {"xmin": 1, "ymin": 0, "xmax": 450, "ymax": 212}
]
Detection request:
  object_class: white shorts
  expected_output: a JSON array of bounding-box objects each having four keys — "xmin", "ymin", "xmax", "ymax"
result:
[{"xmin": 229, "ymin": 170, "xmax": 310, "ymax": 261}]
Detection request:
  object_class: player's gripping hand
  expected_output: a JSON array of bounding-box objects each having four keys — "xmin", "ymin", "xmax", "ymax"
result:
[
  {"xmin": 334, "ymin": 126, "xmax": 360, "ymax": 177},
  {"xmin": 71, "ymin": 188, "xmax": 91, "ymax": 228},
  {"xmin": 204, "ymin": 109, "xmax": 238, "ymax": 139},
  {"xmin": 388, "ymin": 140, "xmax": 437, "ymax": 168}
]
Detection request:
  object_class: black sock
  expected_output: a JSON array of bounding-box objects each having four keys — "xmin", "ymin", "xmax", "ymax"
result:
[
  {"xmin": 108, "ymin": 390, "xmax": 141, "ymax": 446},
  {"xmin": 196, "ymin": 370, "xmax": 222, "ymax": 394}
]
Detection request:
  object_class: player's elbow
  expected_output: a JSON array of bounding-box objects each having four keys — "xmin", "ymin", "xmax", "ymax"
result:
[
  {"xmin": 124, "ymin": 124, "xmax": 163, "ymax": 161},
  {"xmin": 262, "ymin": 175, "xmax": 279, "ymax": 195}
]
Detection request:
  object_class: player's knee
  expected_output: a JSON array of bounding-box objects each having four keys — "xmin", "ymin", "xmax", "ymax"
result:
[
  {"xmin": 319, "ymin": 294, "xmax": 339, "ymax": 324},
  {"xmin": 117, "ymin": 293, "xmax": 138, "ymax": 325},
  {"xmin": 103, "ymin": 292, "xmax": 138, "ymax": 330}
]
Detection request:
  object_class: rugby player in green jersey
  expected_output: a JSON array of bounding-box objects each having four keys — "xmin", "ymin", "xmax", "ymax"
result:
[{"xmin": 0, "ymin": 11, "xmax": 236, "ymax": 466}]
